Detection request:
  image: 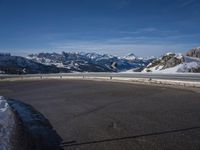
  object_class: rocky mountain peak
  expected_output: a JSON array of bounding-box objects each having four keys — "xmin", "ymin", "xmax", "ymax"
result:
[
  {"xmin": 123, "ymin": 53, "xmax": 137, "ymax": 60},
  {"xmin": 186, "ymin": 47, "xmax": 200, "ymax": 58}
]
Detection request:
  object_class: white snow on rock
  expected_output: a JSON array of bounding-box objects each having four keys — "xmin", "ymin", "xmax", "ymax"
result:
[
  {"xmin": 123, "ymin": 53, "xmax": 137, "ymax": 61},
  {"xmin": 175, "ymin": 53, "xmax": 183, "ymax": 59},
  {"xmin": 0, "ymin": 96, "xmax": 15, "ymax": 150},
  {"xmin": 140, "ymin": 50, "xmax": 200, "ymax": 73},
  {"xmin": 142, "ymin": 55, "xmax": 200, "ymax": 73},
  {"xmin": 158, "ymin": 62, "xmax": 200, "ymax": 73},
  {"xmin": 142, "ymin": 65, "xmax": 164, "ymax": 73}
]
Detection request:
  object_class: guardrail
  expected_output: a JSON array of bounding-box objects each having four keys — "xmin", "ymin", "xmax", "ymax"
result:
[
  {"xmin": 1, "ymin": 72, "xmax": 200, "ymax": 81},
  {"xmin": 1, "ymin": 73, "xmax": 200, "ymax": 87}
]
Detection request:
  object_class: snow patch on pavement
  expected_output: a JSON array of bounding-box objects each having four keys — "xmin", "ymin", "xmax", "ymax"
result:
[{"xmin": 0, "ymin": 96, "xmax": 15, "ymax": 150}]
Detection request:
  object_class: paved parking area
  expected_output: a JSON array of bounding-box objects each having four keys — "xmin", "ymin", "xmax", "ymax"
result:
[{"xmin": 0, "ymin": 80, "xmax": 200, "ymax": 150}]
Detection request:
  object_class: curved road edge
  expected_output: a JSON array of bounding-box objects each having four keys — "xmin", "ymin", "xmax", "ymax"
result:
[{"xmin": 0, "ymin": 73, "xmax": 200, "ymax": 88}]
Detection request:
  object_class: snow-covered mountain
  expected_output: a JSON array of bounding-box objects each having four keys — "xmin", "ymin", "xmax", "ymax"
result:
[
  {"xmin": 1, "ymin": 47, "xmax": 199, "ymax": 74},
  {"xmin": 141, "ymin": 51, "xmax": 200, "ymax": 73},
  {"xmin": 27, "ymin": 52, "xmax": 152, "ymax": 73},
  {"xmin": 122, "ymin": 53, "xmax": 137, "ymax": 61},
  {"xmin": 186, "ymin": 47, "xmax": 200, "ymax": 58},
  {"xmin": 0, "ymin": 54, "xmax": 68, "ymax": 74}
]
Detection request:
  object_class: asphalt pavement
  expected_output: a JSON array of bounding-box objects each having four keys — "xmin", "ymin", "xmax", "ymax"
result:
[{"xmin": 0, "ymin": 80, "xmax": 200, "ymax": 150}]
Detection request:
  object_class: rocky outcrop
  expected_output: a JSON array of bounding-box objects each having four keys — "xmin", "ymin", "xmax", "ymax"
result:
[
  {"xmin": 163, "ymin": 55, "xmax": 184, "ymax": 69},
  {"xmin": 186, "ymin": 47, "xmax": 200, "ymax": 58},
  {"xmin": 141, "ymin": 52, "xmax": 200, "ymax": 73},
  {"xmin": 146, "ymin": 53, "xmax": 184, "ymax": 70}
]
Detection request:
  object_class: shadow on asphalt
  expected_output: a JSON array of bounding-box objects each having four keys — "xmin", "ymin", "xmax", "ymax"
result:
[{"xmin": 61, "ymin": 126, "xmax": 200, "ymax": 148}]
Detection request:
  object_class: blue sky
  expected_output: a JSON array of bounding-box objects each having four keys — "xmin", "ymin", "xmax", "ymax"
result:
[{"xmin": 0, "ymin": 0, "xmax": 200, "ymax": 57}]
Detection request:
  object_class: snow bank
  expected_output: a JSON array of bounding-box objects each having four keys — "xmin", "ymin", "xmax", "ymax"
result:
[
  {"xmin": 7, "ymin": 99, "xmax": 63, "ymax": 150},
  {"xmin": 0, "ymin": 96, "xmax": 15, "ymax": 150}
]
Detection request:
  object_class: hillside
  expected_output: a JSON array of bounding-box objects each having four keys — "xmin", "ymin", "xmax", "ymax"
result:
[
  {"xmin": 142, "ymin": 51, "xmax": 200, "ymax": 73},
  {"xmin": 0, "ymin": 54, "xmax": 68, "ymax": 74}
]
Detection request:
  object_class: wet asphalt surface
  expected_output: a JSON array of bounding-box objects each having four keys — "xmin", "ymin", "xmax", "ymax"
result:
[{"xmin": 0, "ymin": 79, "xmax": 200, "ymax": 150}]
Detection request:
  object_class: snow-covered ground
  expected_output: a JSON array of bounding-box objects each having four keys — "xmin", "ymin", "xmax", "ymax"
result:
[
  {"xmin": 141, "ymin": 62, "xmax": 200, "ymax": 73},
  {"xmin": 141, "ymin": 55, "xmax": 200, "ymax": 73},
  {"xmin": 0, "ymin": 96, "xmax": 15, "ymax": 150},
  {"xmin": 0, "ymin": 70, "xmax": 5, "ymax": 74}
]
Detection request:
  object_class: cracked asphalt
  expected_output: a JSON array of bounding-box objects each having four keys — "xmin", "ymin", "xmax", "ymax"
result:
[{"xmin": 0, "ymin": 79, "xmax": 200, "ymax": 150}]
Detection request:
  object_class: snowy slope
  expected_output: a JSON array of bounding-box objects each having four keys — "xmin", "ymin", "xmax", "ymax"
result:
[
  {"xmin": 142, "ymin": 53, "xmax": 200, "ymax": 73},
  {"xmin": 155, "ymin": 61, "xmax": 200, "ymax": 73},
  {"xmin": 0, "ymin": 54, "xmax": 68, "ymax": 74},
  {"xmin": 0, "ymin": 96, "xmax": 15, "ymax": 150}
]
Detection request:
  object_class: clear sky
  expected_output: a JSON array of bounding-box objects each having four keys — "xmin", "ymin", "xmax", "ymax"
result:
[{"xmin": 0, "ymin": 0, "xmax": 200, "ymax": 57}]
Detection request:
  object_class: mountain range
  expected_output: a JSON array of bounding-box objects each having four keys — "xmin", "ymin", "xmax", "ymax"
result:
[
  {"xmin": 27, "ymin": 52, "xmax": 152, "ymax": 73},
  {"xmin": 0, "ymin": 47, "xmax": 199, "ymax": 74}
]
